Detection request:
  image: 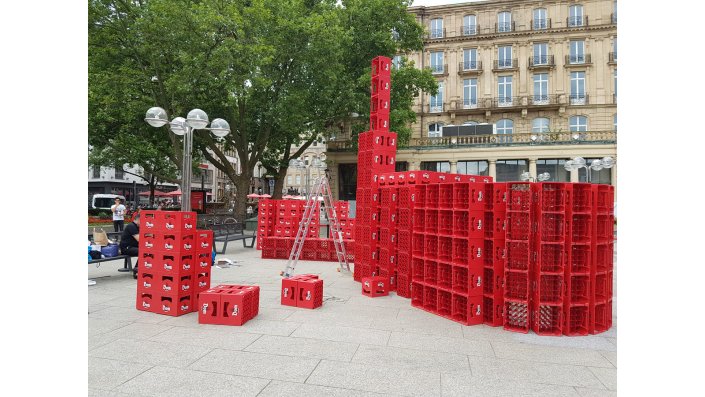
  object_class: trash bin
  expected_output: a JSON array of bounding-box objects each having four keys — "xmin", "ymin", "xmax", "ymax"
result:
[{"xmin": 245, "ymin": 216, "xmax": 258, "ymax": 231}]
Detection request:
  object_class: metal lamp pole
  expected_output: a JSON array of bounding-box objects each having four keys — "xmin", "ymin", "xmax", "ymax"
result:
[{"xmin": 145, "ymin": 107, "xmax": 230, "ymax": 212}]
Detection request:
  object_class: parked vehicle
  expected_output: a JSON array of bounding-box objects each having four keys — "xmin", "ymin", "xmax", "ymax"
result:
[{"xmin": 91, "ymin": 194, "xmax": 126, "ymax": 210}]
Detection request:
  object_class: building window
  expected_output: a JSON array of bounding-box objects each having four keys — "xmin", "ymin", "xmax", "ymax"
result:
[
  {"xmin": 338, "ymin": 164, "xmax": 357, "ymax": 201},
  {"xmin": 463, "ymin": 78, "xmax": 478, "ymax": 108},
  {"xmin": 430, "ymin": 18, "xmax": 443, "ymax": 38},
  {"xmin": 537, "ymin": 159, "xmax": 570, "ymax": 182},
  {"xmin": 498, "ymin": 45, "xmax": 512, "ymax": 68},
  {"xmin": 287, "ymin": 176, "xmax": 292, "ymax": 185},
  {"xmin": 496, "ymin": 160, "xmax": 527, "ymax": 182},
  {"xmin": 568, "ymin": 5, "xmax": 584, "ymax": 27},
  {"xmin": 533, "ymin": 43, "xmax": 549, "ymax": 65},
  {"xmin": 295, "ymin": 175, "xmax": 301, "ymax": 185},
  {"xmin": 613, "ymin": 37, "xmax": 617, "ymax": 61},
  {"xmin": 92, "ymin": 166, "xmax": 100, "ymax": 178},
  {"xmin": 569, "ymin": 40, "xmax": 585, "ymax": 64},
  {"xmin": 458, "ymin": 160, "xmax": 489, "ymax": 176},
  {"xmin": 114, "ymin": 165, "xmax": 124, "ymax": 179},
  {"xmin": 532, "ymin": 118, "xmax": 550, "ymax": 133},
  {"xmin": 496, "ymin": 118, "xmax": 513, "ymax": 143},
  {"xmin": 395, "ymin": 162, "xmax": 409, "ymax": 172},
  {"xmin": 579, "ymin": 159, "xmax": 612, "ymax": 184},
  {"xmin": 614, "ymin": 114, "xmax": 617, "ymax": 131},
  {"xmin": 428, "ymin": 122, "xmax": 443, "ymax": 138},
  {"xmin": 392, "ymin": 55, "xmax": 402, "ymax": 70},
  {"xmin": 463, "ymin": 15, "xmax": 477, "ymax": 35},
  {"xmin": 430, "ymin": 82, "xmax": 444, "ymax": 112},
  {"xmin": 463, "ymin": 48, "xmax": 478, "ymax": 70},
  {"xmin": 430, "ymin": 51, "xmax": 444, "ymax": 74},
  {"xmin": 497, "ymin": 76, "xmax": 513, "ymax": 106},
  {"xmin": 570, "ymin": 71, "xmax": 586, "ymax": 104},
  {"xmin": 569, "ymin": 116, "xmax": 588, "ymax": 132},
  {"xmin": 533, "ymin": 8, "xmax": 548, "ymax": 30},
  {"xmin": 421, "ymin": 161, "xmax": 450, "ymax": 173},
  {"xmin": 498, "ymin": 11, "xmax": 512, "ymax": 32},
  {"xmin": 533, "ymin": 73, "xmax": 549, "ymax": 104}
]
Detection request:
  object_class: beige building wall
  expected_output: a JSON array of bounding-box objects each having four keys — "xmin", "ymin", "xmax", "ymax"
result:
[
  {"xmin": 326, "ymin": 0, "xmax": 617, "ymax": 200},
  {"xmin": 282, "ymin": 141, "xmax": 328, "ymax": 195}
]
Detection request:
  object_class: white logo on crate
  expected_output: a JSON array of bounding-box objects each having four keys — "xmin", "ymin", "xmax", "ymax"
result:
[
  {"xmin": 144, "ymin": 261, "xmax": 152, "ymax": 269},
  {"xmin": 199, "ymin": 281, "xmax": 207, "ymax": 287},
  {"xmin": 201, "ymin": 303, "xmax": 208, "ymax": 314},
  {"xmin": 232, "ymin": 305, "xmax": 239, "ymax": 316},
  {"xmin": 183, "ymin": 264, "xmax": 191, "ymax": 271},
  {"xmin": 469, "ymin": 177, "xmax": 476, "ymax": 182},
  {"xmin": 146, "ymin": 221, "xmax": 154, "ymax": 228},
  {"xmin": 162, "ymin": 305, "xmax": 170, "ymax": 312},
  {"xmin": 143, "ymin": 282, "xmax": 151, "ymax": 288},
  {"xmin": 185, "ymin": 223, "xmax": 193, "ymax": 229},
  {"xmin": 363, "ymin": 282, "xmax": 370, "ymax": 289},
  {"xmin": 142, "ymin": 301, "xmax": 150, "ymax": 308},
  {"xmin": 182, "ymin": 284, "xmax": 190, "ymax": 291},
  {"xmin": 184, "ymin": 244, "xmax": 192, "ymax": 250},
  {"xmin": 145, "ymin": 241, "xmax": 153, "ymax": 248},
  {"xmin": 166, "ymin": 223, "xmax": 174, "ymax": 230},
  {"xmin": 200, "ymin": 261, "xmax": 208, "ymax": 268},
  {"xmin": 475, "ymin": 305, "xmax": 481, "ymax": 315},
  {"xmin": 377, "ymin": 282, "xmax": 384, "ymax": 288},
  {"xmin": 163, "ymin": 284, "xmax": 171, "ymax": 291},
  {"xmin": 283, "ymin": 287, "xmax": 289, "ymax": 297},
  {"xmin": 201, "ymin": 242, "xmax": 209, "ymax": 248},
  {"xmin": 164, "ymin": 243, "xmax": 173, "ymax": 250},
  {"xmin": 476, "ymin": 276, "xmax": 482, "ymax": 287},
  {"xmin": 306, "ymin": 291, "xmax": 312, "ymax": 301},
  {"xmin": 164, "ymin": 264, "xmax": 172, "ymax": 270},
  {"xmin": 181, "ymin": 305, "xmax": 189, "ymax": 310},
  {"xmin": 477, "ymin": 220, "xmax": 482, "ymax": 230},
  {"xmin": 478, "ymin": 191, "xmax": 483, "ymax": 201},
  {"xmin": 476, "ymin": 248, "xmax": 482, "ymax": 257}
]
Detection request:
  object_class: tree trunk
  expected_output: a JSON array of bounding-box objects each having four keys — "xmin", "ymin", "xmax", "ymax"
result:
[
  {"xmin": 272, "ymin": 167, "xmax": 288, "ymax": 199},
  {"xmin": 232, "ymin": 175, "xmax": 251, "ymax": 224}
]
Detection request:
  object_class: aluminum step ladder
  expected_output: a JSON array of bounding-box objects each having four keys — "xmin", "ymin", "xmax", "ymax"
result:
[{"xmin": 281, "ymin": 175, "xmax": 351, "ymax": 278}]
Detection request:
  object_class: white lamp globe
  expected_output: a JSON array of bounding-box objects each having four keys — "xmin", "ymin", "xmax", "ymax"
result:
[
  {"xmin": 591, "ymin": 159, "xmax": 603, "ymax": 171},
  {"xmin": 186, "ymin": 108, "xmax": 209, "ymax": 129},
  {"xmin": 574, "ymin": 157, "xmax": 586, "ymax": 167},
  {"xmin": 145, "ymin": 107, "xmax": 169, "ymax": 127},
  {"xmin": 564, "ymin": 160, "xmax": 574, "ymax": 171},
  {"xmin": 210, "ymin": 118, "xmax": 231, "ymax": 138},
  {"xmin": 169, "ymin": 117, "xmax": 187, "ymax": 136}
]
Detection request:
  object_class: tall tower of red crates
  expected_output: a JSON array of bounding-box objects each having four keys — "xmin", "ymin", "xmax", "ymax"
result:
[
  {"xmin": 354, "ymin": 56, "xmax": 397, "ymax": 283},
  {"xmin": 136, "ymin": 211, "xmax": 212, "ymax": 316}
]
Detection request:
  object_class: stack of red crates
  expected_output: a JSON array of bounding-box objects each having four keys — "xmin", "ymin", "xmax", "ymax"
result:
[
  {"xmin": 503, "ymin": 182, "xmax": 533, "ymax": 333},
  {"xmin": 136, "ymin": 211, "xmax": 212, "ymax": 316},
  {"xmin": 330, "ymin": 201, "xmax": 354, "ymax": 240},
  {"xmin": 281, "ymin": 274, "xmax": 324, "ymax": 309},
  {"xmin": 198, "ymin": 284, "xmax": 260, "ymax": 325},
  {"xmin": 483, "ymin": 182, "xmax": 507, "ymax": 327},
  {"xmin": 354, "ymin": 55, "xmax": 397, "ymax": 283}
]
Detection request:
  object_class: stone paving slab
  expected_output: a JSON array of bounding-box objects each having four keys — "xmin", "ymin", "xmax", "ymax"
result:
[{"xmin": 87, "ymin": 244, "xmax": 617, "ymax": 396}]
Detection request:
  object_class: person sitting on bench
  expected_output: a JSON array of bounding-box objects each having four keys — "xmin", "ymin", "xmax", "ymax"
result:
[{"xmin": 120, "ymin": 214, "xmax": 140, "ymax": 271}]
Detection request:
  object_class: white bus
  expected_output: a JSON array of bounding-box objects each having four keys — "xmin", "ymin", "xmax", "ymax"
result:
[{"xmin": 91, "ymin": 194, "xmax": 126, "ymax": 210}]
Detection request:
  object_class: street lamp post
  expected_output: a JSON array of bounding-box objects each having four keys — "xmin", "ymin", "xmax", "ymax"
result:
[
  {"xmin": 289, "ymin": 154, "xmax": 327, "ymax": 199},
  {"xmin": 564, "ymin": 156, "xmax": 615, "ymax": 182},
  {"xmin": 145, "ymin": 107, "xmax": 230, "ymax": 211}
]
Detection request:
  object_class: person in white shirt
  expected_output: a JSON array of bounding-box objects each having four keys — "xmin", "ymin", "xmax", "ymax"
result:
[{"xmin": 111, "ymin": 198, "xmax": 127, "ymax": 232}]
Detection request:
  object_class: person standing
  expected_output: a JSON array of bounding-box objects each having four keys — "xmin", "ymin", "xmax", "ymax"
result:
[
  {"xmin": 111, "ymin": 197, "xmax": 126, "ymax": 232},
  {"xmin": 120, "ymin": 214, "xmax": 140, "ymax": 275}
]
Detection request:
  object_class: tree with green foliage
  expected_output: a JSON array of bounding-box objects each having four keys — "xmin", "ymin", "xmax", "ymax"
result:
[{"xmin": 89, "ymin": 0, "xmax": 436, "ymax": 222}]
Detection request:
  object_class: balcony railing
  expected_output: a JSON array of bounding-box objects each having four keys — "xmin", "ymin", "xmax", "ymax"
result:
[
  {"xmin": 569, "ymin": 94, "xmax": 589, "ymax": 105},
  {"xmin": 529, "ymin": 94, "xmax": 559, "ymax": 106},
  {"xmin": 529, "ymin": 55, "xmax": 555, "ymax": 68},
  {"xmin": 565, "ymin": 54, "xmax": 592, "ymax": 65},
  {"xmin": 430, "ymin": 64, "xmax": 448, "ymax": 75},
  {"xmin": 428, "ymin": 28, "xmax": 445, "ymax": 39},
  {"xmin": 608, "ymin": 52, "xmax": 617, "ymax": 64},
  {"xmin": 326, "ymin": 130, "xmax": 616, "ymax": 152},
  {"xmin": 567, "ymin": 16, "xmax": 589, "ymax": 27},
  {"xmin": 531, "ymin": 18, "xmax": 551, "ymax": 30},
  {"xmin": 458, "ymin": 60, "xmax": 482, "ymax": 72},
  {"xmin": 462, "ymin": 24, "xmax": 479, "ymax": 35},
  {"xmin": 495, "ymin": 21, "xmax": 515, "ymax": 33},
  {"xmin": 493, "ymin": 59, "xmax": 518, "ymax": 70},
  {"xmin": 493, "ymin": 96, "xmax": 522, "ymax": 107},
  {"xmin": 462, "ymin": 98, "xmax": 480, "ymax": 109},
  {"xmin": 611, "ymin": 13, "xmax": 617, "ymax": 24},
  {"xmin": 429, "ymin": 103, "xmax": 444, "ymax": 113}
]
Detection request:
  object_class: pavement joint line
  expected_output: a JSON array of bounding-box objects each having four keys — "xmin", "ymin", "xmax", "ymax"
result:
[
  {"xmin": 466, "ymin": 355, "xmax": 473, "ymax": 377},
  {"xmin": 489, "ymin": 339, "xmax": 498, "ymax": 358},
  {"xmin": 254, "ymin": 379, "xmax": 272, "ymax": 397},
  {"xmin": 240, "ymin": 333, "xmax": 265, "ymax": 351},
  {"xmin": 585, "ymin": 365, "xmax": 615, "ymax": 390},
  {"xmin": 349, "ymin": 342, "xmax": 362, "ymax": 363},
  {"xmin": 101, "ymin": 361, "xmax": 155, "ymax": 392},
  {"xmin": 469, "ymin": 355, "xmax": 615, "ymax": 370},
  {"xmin": 302, "ymin": 359, "xmax": 322, "ymax": 385},
  {"xmin": 183, "ymin": 347, "xmax": 217, "ymax": 369}
]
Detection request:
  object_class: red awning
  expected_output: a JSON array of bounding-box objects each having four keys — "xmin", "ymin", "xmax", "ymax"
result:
[{"xmin": 138, "ymin": 190, "xmax": 170, "ymax": 197}]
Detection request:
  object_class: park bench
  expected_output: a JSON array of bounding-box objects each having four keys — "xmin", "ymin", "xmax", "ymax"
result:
[
  {"xmin": 87, "ymin": 231, "xmax": 134, "ymax": 275},
  {"xmin": 211, "ymin": 222, "xmax": 257, "ymax": 254}
]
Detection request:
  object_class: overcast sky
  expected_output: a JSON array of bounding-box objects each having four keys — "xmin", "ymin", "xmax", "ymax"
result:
[{"xmin": 412, "ymin": 0, "xmax": 486, "ymax": 6}]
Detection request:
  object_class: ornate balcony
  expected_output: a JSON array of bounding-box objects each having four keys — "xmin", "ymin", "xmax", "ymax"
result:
[
  {"xmin": 565, "ymin": 54, "xmax": 592, "ymax": 67},
  {"xmin": 567, "ymin": 16, "xmax": 589, "ymax": 27},
  {"xmin": 531, "ymin": 18, "xmax": 552, "ymax": 30},
  {"xmin": 495, "ymin": 21, "xmax": 515, "ymax": 33},
  {"xmin": 427, "ymin": 28, "xmax": 446, "ymax": 39},
  {"xmin": 493, "ymin": 96, "xmax": 523, "ymax": 108},
  {"xmin": 528, "ymin": 94, "xmax": 560, "ymax": 106},
  {"xmin": 462, "ymin": 25, "xmax": 479, "ymax": 36},
  {"xmin": 458, "ymin": 61, "xmax": 483, "ymax": 75},
  {"xmin": 428, "ymin": 103, "xmax": 445, "ymax": 113},
  {"xmin": 529, "ymin": 55, "xmax": 555, "ymax": 69},
  {"xmin": 569, "ymin": 94, "xmax": 589, "ymax": 105},
  {"xmin": 325, "ymin": 130, "xmax": 617, "ymax": 152},
  {"xmin": 430, "ymin": 64, "xmax": 449, "ymax": 76},
  {"xmin": 492, "ymin": 59, "xmax": 518, "ymax": 71}
]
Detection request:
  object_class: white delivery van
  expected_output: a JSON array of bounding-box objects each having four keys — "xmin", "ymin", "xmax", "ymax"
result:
[{"xmin": 91, "ymin": 194, "xmax": 126, "ymax": 210}]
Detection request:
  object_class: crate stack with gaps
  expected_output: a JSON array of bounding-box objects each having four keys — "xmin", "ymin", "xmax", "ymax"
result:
[
  {"xmin": 136, "ymin": 211, "xmax": 212, "ymax": 316},
  {"xmin": 351, "ymin": 56, "xmax": 615, "ymax": 335},
  {"xmin": 354, "ymin": 56, "xmax": 397, "ymax": 287}
]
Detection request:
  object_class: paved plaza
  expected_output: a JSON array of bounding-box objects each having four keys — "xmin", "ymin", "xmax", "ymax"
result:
[{"xmin": 88, "ymin": 243, "xmax": 617, "ymax": 397}]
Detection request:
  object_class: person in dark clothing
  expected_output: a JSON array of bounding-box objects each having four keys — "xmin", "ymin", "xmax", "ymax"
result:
[{"xmin": 120, "ymin": 214, "xmax": 140, "ymax": 274}]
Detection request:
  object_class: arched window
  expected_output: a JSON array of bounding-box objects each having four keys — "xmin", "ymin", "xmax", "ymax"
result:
[
  {"xmin": 532, "ymin": 118, "xmax": 550, "ymax": 133},
  {"xmin": 533, "ymin": 8, "xmax": 548, "ymax": 30},
  {"xmin": 496, "ymin": 119, "xmax": 513, "ymax": 134},
  {"xmin": 569, "ymin": 116, "xmax": 588, "ymax": 132},
  {"xmin": 498, "ymin": 11, "xmax": 512, "ymax": 32},
  {"xmin": 428, "ymin": 122, "xmax": 443, "ymax": 138},
  {"xmin": 569, "ymin": 5, "xmax": 584, "ymax": 27}
]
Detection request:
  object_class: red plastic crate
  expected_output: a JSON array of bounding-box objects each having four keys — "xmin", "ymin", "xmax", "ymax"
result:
[
  {"xmin": 571, "ymin": 214, "xmax": 593, "ymax": 243},
  {"xmin": 397, "ymin": 274, "xmax": 411, "ymax": 298},
  {"xmin": 536, "ymin": 183, "xmax": 569, "ymax": 213},
  {"xmin": 160, "ymin": 211, "xmax": 198, "ymax": 233},
  {"xmin": 537, "ymin": 274, "xmax": 563, "ymax": 304},
  {"xmin": 468, "ymin": 183, "xmax": 488, "ymax": 210},
  {"xmin": 595, "ymin": 243, "xmax": 614, "ymax": 272},
  {"xmin": 413, "ymin": 208, "xmax": 425, "ymax": 232},
  {"xmin": 452, "ymin": 265, "xmax": 469, "ymax": 294},
  {"xmin": 596, "ymin": 214, "xmax": 615, "ymax": 242},
  {"xmin": 595, "ymin": 185, "xmax": 615, "ymax": 213},
  {"xmin": 533, "ymin": 304, "xmax": 562, "ymax": 336},
  {"xmin": 411, "ymin": 281, "xmax": 424, "ymax": 307},
  {"xmin": 426, "ymin": 185, "xmax": 439, "ymax": 208},
  {"xmin": 467, "ymin": 295, "xmax": 483, "ymax": 325},
  {"xmin": 452, "ymin": 238, "xmax": 468, "ymax": 266},
  {"xmin": 362, "ymin": 276, "xmax": 389, "ymax": 298},
  {"xmin": 398, "ymin": 187, "xmax": 413, "ymax": 207},
  {"xmin": 398, "ymin": 209, "xmax": 412, "ymax": 229},
  {"xmin": 424, "ymin": 260, "xmax": 438, "ymax": 285},
  {"xmin": 412, "ymin": 233, "xmax": 424, "ymax": 257},
  {"xmin": 507, "ymin": 183, "xmax": 532, "ymax": 211},
  {"xmin": 484, "ymin": 268, "xmax": 494, "ymax": 295},
  {"xmin": 413, "ymin": 185, "xmax": 426, "ymax": 207},
  {"xmin": 484, "ymin": 212, "xmax": 494, "ymax": 239},
  {"xmin": 468, "ymin": 211, "xmax": 485, "ymax": 239},
  {"xmin": 156, "ymin": 292, "xmax": 194, "ymax": 317},
  {"xmin": 571, "ymin": 183, "xmax": 593, "ymax": 213},
  {"xmin": 570, "ymin": 244, "xmax": 592, "ymax": 274},
  {"xmin": 492, "ymin": 183, "xmax": 508, "ymax": 211},
  {"xmin": 437, "ymin": 290, "xmax": 452, "ymax": 317},
  {"xmin": 425, "ymin": 210, "xmax": 438, "ymax": 233},
  {"xmin": 437, "ymin": 262, "xmax": 452, "ymax": 289},
  {"xmin": 468, "ymin": 263, "xmax": 483, "ymax": 297},
  {"xmin": 438, "ymin": 210, "xmax": 453, "ymax": 236},
  {"xmin": 506, "ymin": 241, "xmax": 530, "ymax": 271},
  {"xmin": 371, "ymin": 56, "xmax": 392, "ymax": 77},
  {"xmin": 569, "ymin": 275, "xmax": 591, "ymax": 304},
  {"xmin": 538, "ymin": 213, "xmax": 566, "ymax": 242},
  {"xmin": 453, "ymin": 183, "xmax": 469, "ymax": 209},
  {"xmin": 297, "ymin": 278, "xmax": 324, "ymax": 309},
  {"xmin": 424, "ymin": 235, "xmax": 438, "ymax": 259},
  {"xmin": 423, "ymin": 286, "xmax": 438, "ymax": 311},
  {"xmin": 593, "ymin": 300, "xmax": 612, "ymax": 334},
  {"xmin": 507, "ymin": 212, "xmax": 531, "ymax": 241},
  {"xmin": 452, "ymin": 294, "xmax": 468, "ymax": 324},
  {"xmin": 412, "ymin": 257, "xmax": 424, "ymax": 281},
  {"xmin": 505, "ymin": 271, "xmax": 529, "ymax": 300},
  {"xmin": 538, "ymin": 243, "xmax": 565, "ymax": 273},
  {"xmin": 565, "ymin": 305, "xmax": 590, "ymax": 335},
  {"xmin": 438, "ymin": 236, "xmax": 452, "ymax": 262},
  {"xmin": 453, "ymin": 210, "xmax": 469, "ymax": 237},
  {"xmin": 397, "ymin": 252, "xmax": 410, "ymax": 275},
  {"xmin": 504, "ymin": 300, "xmax": 530, "ymax": 333},
  {"xmin": 439, "ymin": 184, "xmax": 454, "ymax": 209},
  {"xmin": 467, "ymin": 239, "xmax": 484, "ymax": 269},
  {"xmin": 483, "ymin": 296, "xmax": 504, "ymax": 327},
  {"xmin": 594, "ymin": 272, "xmax": 610, "ymax": 301},
  {"xmin": 398, "ymin": 230, "xmax": 411, "ymax": 254},
  {"xmin": 370, "ymin": 113, "xmax": 389, "ymax": 132}
]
